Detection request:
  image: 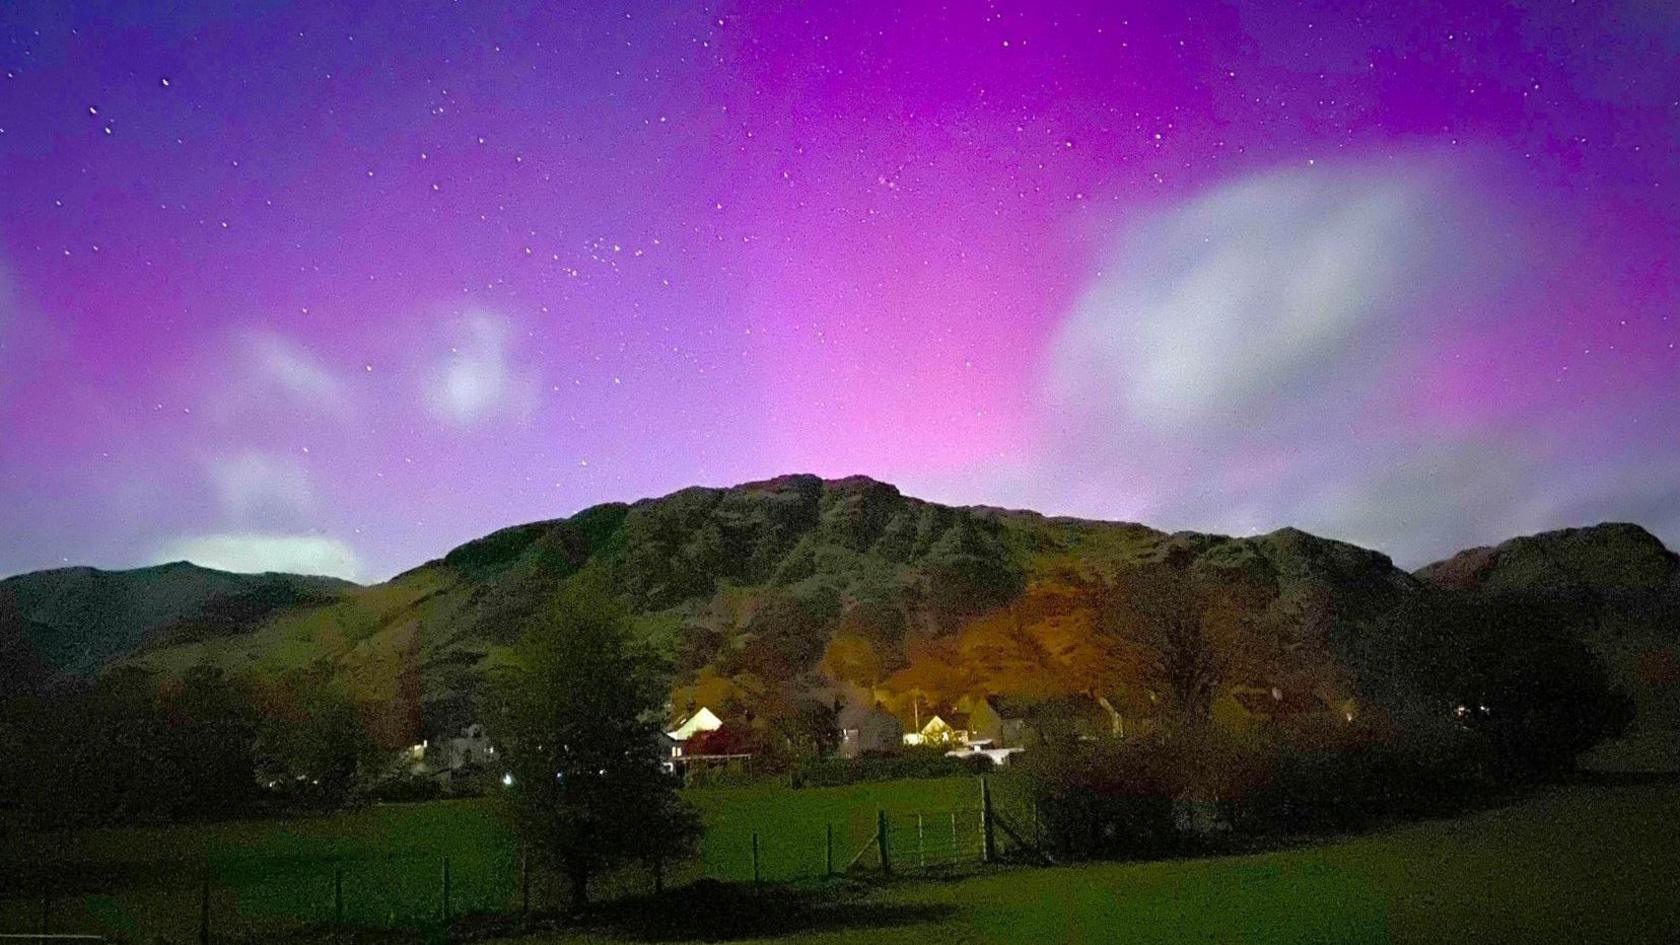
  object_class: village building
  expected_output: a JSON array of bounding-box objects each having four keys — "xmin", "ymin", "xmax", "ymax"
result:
[
  {"xmin": 901, "ymin": 707, "xmax": 969, "ymax": 746},
  {"xmin": 399, "ymin": 723, "xmax": 503, "ymax": 789},
  {"xmin": 663, "ymin": 706, "xmax": 724, "ymax": 762},
  {"xmin": 836, "ymin": 701, "xmax": 902, "ymax": 758},
  {"xmin": 955, "ymin": 695, "xmax": 1028, "ymax": 747},
  {"xmin": 662, "ymin": 707, "xmax": 756, "ymax": 784},
  {"xmin": 444, "ymin": 723, "xmax": 497, "ymax": 770}
]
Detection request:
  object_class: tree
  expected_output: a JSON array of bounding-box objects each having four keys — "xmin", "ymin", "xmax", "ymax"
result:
[
  {"xmin": 253, "ymin": 665, "xmax": 378, "ymax": 808},
  {"xmin": 1360, "ymin": 589, "xmax": 1632, "ymax": 776},
  {"xmin": 492, "ymin": 579, "xmax": 701, "ymax": 907},
  {"xmin": 154, "ymin": 662, "xmax": 259, "ymax": 818}
]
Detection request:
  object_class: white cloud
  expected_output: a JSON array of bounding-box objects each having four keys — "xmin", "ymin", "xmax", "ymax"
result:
[
  {"xmin": 243, "ymin": 330, "xmax": 352, "ymax": 418},
  {"xmin": 1049, "ymin": 166, "xmax": 1447, "ymax": 433},
  {"xmin": 154, "ymin": 533, "xmax": 362, "ymax": 581},
  {"xmin": 908, "ymin": 160, "xmax": 1674, "ymax": 568},
  {"xmin": 426, "ymin": 312, "xmax": 539, "ymax": 425},
  {"xmin": 205, "ymin": 451, "xmax": 315, "ymax": 523}
]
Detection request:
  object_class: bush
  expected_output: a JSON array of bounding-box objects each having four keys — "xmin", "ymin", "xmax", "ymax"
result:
[
  {"xmin": 1013, "ymin": 722, "xmax": 1510, "ymax": 860},
  {"xmin": 792, "ymin": 748, "xmax": 976, "ymax": 788},
  {"xmin": 1227, "ymin": 726, "xmax": 1498, "ymax": 835},
  {"xmin": 1009, "ymin": 737, "xmax": 1184, "ymax": 859},
  {"xmin": 361, "ymin": 772, "xmax": 445, "ymax": 804}
]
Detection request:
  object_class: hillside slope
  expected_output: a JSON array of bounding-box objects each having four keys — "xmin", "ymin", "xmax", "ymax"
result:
[
  {"xmin": 0, "ymin": 562, "xmax": 355, "ymax": 692},
  {"xmin": 105, "ymin": 475, "xmax": 1417, "ymax": 743},
  {"xmin": 11, "ymin": 478, "xmax": 1673, "ymax": 747}
]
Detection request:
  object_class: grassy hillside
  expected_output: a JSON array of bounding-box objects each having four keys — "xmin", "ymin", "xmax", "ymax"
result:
[
  {"xmin": 0, "ymin": 562, "xmax": 353, "ymax": 691},
  {"xmin": 108, "ymin": 476, "xmax": 1420, "ymax": 744},
  {"xmin": 10, "ymin": 476, "xmax": 1676, "ymax": 747}
]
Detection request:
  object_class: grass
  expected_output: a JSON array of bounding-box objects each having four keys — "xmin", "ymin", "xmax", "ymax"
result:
[
  {"xmin": 687, "ymin": 777, "xmax": 985, "ymax": 881},
  {"xmin": 0, "ymin": 776, "xmax": 982, "ymax": 941},
  {"xmin": 526, "ymin": 778, "xmax": 1680, "ymax": 945},
  {"xmin": 6, "ymin": 772, "xmax": 1679, "ymax": 943}
]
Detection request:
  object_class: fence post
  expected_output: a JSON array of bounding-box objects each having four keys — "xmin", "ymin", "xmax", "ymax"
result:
[
  {"xmin": 653, "ymin": 855, "xmax": 665, "ymax": 895},
  {"xmin": 441, "ymin": 856, "xmax": 452, "ymax": 924},
  {"xmin": 825, "ymin": 823, "xmax": 834, "ymax": 877},
  {"xmin": 199, "ymin": 871, "xmax": 211, "ymax": 945},
  {"xmin": 916, "ymin": 814, "xmax": 926, "ymax": 869},
  {"xmin": 981, "ymin": 777, "xmax": 996, "ymax": 864},
  {"xmin": 876, "ymin": 810, "xmax": 890, "ymax": 873},
  {"xmin": 751, "ymin": 832, "xmax": 761, "ymax": 885},
  {"xmin": 520, "ymin": 849, "xmax": 532, "ymax": 916},
  {"xmin": 38, "ymin": 888, "xmax": 49, "ymax": 937}
]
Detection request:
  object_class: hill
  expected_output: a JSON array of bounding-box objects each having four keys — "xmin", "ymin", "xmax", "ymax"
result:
[
  {"xmin": 1416, "ymin": 522, "xmax": 1680, "ymax": 729},
  {"xmin": 5, "ymin": 476, "xmax": 1674, "ymax": 746},
  {"xmin": 0, "ymin": 562, "xmax": 354, "ymax": 694},
  {"xmin": 57, "ymin": 476, "xmax": 1414, "ymax": 743}
]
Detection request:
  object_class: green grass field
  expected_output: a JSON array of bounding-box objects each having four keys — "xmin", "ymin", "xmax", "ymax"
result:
[
  {"xmin": 528, "ymin": 779, "xmax": 1680, "ymax": 945},
  {"xmin": 0, "ymin": 776, "xmax": 984, "ymax": 941},
  {"xmin": 6, "ymin": 773, "xmax": 1679, "ymax": 944}
]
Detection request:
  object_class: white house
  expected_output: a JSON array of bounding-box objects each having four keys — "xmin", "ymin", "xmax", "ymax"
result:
[
  {"xmin": 399, "ymin": 723, "xmax": 501, "ymax": 787},
  {"xmin": 663, "ymin": 706, "xmax": 724, "ymax": 760},
  {"xmin": 444, "ymin": 723, "xmax": 496, "ymax": 770}
]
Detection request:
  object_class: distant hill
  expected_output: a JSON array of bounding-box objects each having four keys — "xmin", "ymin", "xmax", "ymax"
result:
[
  {"xmin": 1416, "ymin": 522, "xmax": 1679, "ymax": 594},
  {"xmin": 5, "ymin": 476, "xmax": 1675, "ymax": 745},
  {"xmin": 0, "ymin": 562, "xmax": 354, "ymax": 690}
]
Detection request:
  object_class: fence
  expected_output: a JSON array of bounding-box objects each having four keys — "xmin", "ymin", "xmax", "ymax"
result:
[{"xmin": 1, "ymin": 778, "xmax": 1040, "ymax": 943}]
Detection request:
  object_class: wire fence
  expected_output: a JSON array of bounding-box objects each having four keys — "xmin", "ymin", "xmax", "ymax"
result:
[{"xmin": 0, "ymin": 781, "xmax": 1036, "ymax": 943}]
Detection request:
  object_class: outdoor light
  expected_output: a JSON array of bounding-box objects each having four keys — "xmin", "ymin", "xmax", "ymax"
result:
[{"xmin": 501, "ymin": 772, "xmax": 514, "ymax": 787}]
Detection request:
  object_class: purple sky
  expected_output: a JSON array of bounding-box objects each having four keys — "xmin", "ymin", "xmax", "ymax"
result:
[{"xmin": 1, "ymin": 1, "xmax": 1676, "ymax": 582}]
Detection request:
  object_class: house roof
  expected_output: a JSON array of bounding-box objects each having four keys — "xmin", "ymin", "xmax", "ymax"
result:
[
  {"xmin": 666, "ymin": 706, "xmax": 724, "ymax": 741},
  {"xmin": 893, "ymin": 702, "xmax": 974, "ymax": 733},
  {"xmin": 837, "ymin": 701, "xmax": 901, "ymax": 730}
]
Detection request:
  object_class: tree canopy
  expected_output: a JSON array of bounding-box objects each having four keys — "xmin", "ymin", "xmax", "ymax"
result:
[{"xmin": 491, "ymin": 578, "xmax": 701, "ymax": 906}]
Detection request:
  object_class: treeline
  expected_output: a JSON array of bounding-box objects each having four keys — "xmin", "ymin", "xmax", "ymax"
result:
[
  {"xmin": 1011, "ymin": 586, "xmax": 1635, "ymax": 860},
  {"xmin": 0, "ymin": 663, "xmax": 379, "ymax": 829}
]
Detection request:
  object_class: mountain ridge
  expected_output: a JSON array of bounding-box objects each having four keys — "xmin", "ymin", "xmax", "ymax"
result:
[{"xmin": 4, "ymin": 475, "xmax": 1674, "ymax": 742}]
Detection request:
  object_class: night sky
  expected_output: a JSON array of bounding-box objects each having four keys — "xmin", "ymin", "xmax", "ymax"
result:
[{"xmin": 1, "ymin": 1, "xmax": 1676, "ymax": 582}]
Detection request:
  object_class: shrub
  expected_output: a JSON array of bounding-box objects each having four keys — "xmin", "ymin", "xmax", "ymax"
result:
[
  {"xmin": 792, "ymin": 747, "xmax": 975, "ymax": 787},
  {"xmin": 1009, "ymin": 737, "xmax": 1183, "ymax": 859}
]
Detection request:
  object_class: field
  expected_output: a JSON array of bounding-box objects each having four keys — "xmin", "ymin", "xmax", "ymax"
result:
[
  {"xmin": 6, "ymin": 772, "xmax": 1680, "ymax": 944},
  {"xmin": 0, "ymin": 776, "xmax": 984, "ymax": 941},
  {"xmin": 531, "ymin": 778, "xmax": 1680, "ymax": 945}
]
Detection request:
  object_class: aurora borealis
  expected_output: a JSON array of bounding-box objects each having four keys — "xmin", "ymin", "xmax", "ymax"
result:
[{"xmin": 1, "ymin": 1, "xmax": 1675, "ymax": 581}]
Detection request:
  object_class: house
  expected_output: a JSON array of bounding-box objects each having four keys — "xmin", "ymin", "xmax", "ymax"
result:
[
  {"xmin": 655, "ymin": 731, "xmax": 681, "ymax": 773},
  {"xmin": 836, "ymin": 701, "xmax": 902, "ymax": 758},
  {"xmin": 443, "ymin": 723, "xmax": 497, "ymax": 770},
  {"xmin": 901, "ymin": 708, "xmax": 970, "ymax": 747},
  {"xmin": 1006, "ymin": 694, "xmax": 1113, "ymax": 744},
  {"xmin": 667, "ymin": 717, "xmax": 755, "ymax": 785},
  {"xmin": 956, "ymin": 695, "xmax": 1028, "ymax": 747},
  {"xmin": 397, "ymin": 723, "xmax": 502, "ymax": 789},
  {"xmin": 663, "ymin": 706, "xmax": 724, "ymax": 761}
]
